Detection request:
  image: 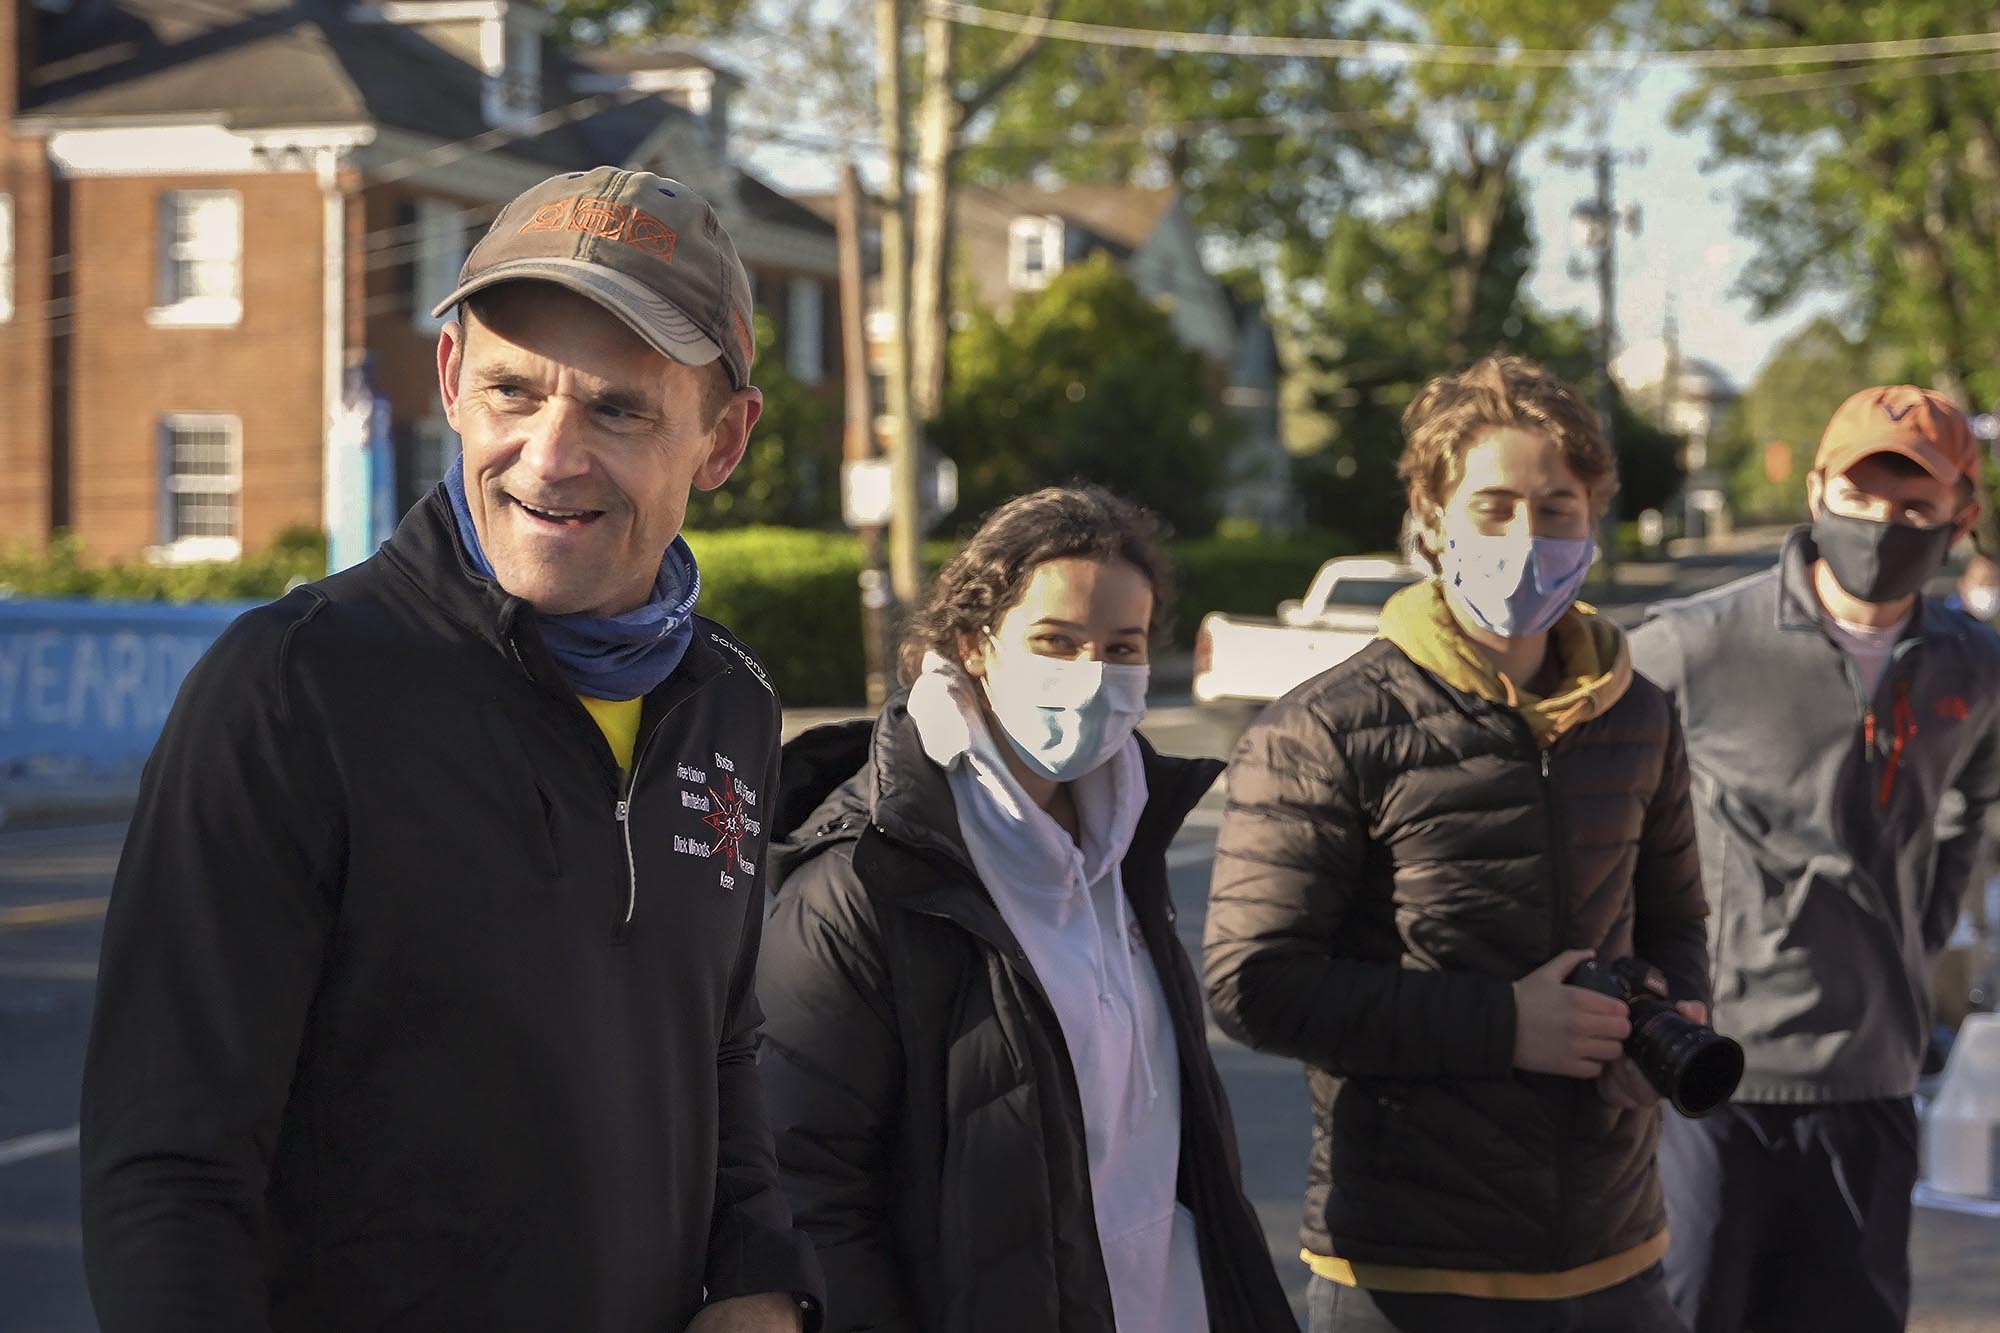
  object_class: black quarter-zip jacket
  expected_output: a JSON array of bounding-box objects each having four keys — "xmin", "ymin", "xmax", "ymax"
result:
[{"xmin": 80, "ymin": 491, "xmax": 821, "ymax": 1332}]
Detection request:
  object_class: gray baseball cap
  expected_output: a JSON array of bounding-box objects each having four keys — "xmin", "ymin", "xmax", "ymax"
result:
[{"xmin": 433, "ymin": 166, "xmax": 757, "ymax": 388}]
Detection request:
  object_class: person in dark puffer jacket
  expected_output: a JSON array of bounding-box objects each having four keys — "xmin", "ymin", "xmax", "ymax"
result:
[
  {"xmin": 758, "ymin": 487, "xmax": 1293, "ymax": 1333},
  {"xmin": 1205, "ymin": 355, "xmax": 1713, "ymax": 1333}
]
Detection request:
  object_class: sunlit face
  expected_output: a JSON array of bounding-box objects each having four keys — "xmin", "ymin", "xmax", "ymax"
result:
[
  {"xmin": 963, "ymin": 557, "xmax": 1154, "ymax": 681},
  {"xmin": 1808, "ymin": 454, "xmax": 1967, "ymax": 531},
  {"xmin": 437, "ymin": 282, "xmax": 760, "ymax": 616},
  {"xmin": 1420, "ymin": 426, "xmax": 1593, "ymax": 557}
]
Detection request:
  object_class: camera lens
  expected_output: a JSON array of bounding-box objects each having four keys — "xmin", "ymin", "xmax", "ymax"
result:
[{"xmin": 1628, "ymin": 999, "xmax": 1744, "ymax": 1117}]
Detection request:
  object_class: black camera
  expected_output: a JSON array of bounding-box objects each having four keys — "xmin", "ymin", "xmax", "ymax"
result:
[{"xmin": 1567, "ymin": 957, "xmax": 1743, "ymax": 1118}]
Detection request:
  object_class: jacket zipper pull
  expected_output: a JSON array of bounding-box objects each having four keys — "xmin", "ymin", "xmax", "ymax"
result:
[
  {"xmin": 1539, "ymin": 748, "xmax": 1551, "ymax": 778},
  {"xmin": 1863, "ymin": 710, "xmax": 1876, "ymax": 750}
]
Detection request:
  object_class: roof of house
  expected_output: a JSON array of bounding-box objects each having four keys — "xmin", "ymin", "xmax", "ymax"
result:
[
  {"xmin": 575, "ymin": 46, "xmax": 737, "ymax": 78},
  {"xmin": 791, "ymin": 181, "xmax": 1177, "ymax": 253},
  {"xmin": 19, "ymin": 0, "xmax": 678, "ymax": 170}
]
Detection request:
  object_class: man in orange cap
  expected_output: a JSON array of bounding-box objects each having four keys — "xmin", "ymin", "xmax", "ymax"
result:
[{"xmin": 1630, "ymin": 386, "xmax": 2000, "ymax": 1333}]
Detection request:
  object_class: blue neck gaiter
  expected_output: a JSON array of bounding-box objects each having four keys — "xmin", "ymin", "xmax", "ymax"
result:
[{"xmin": 444, "ymin": 457, "xmax": 700, "ymax": 700}]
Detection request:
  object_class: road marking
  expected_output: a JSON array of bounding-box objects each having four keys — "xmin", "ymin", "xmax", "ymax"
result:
[
  {"xmin": 0, "ymin": 1125, "xmax": 80, "ymax": 1169},
  {"xmin": 0, "ymin": 897, "xmax": 109, "ymax": 930}
]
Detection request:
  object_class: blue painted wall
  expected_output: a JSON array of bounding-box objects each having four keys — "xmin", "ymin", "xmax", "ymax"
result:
[{"xmin": 0, "ymin": 600, "xmax": 257, "ymax": 778}]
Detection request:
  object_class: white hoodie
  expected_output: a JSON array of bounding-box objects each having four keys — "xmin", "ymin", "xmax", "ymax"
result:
[{"xmin": 906, "ymin": 654, "xmax": 1209, "ymax": 1333}]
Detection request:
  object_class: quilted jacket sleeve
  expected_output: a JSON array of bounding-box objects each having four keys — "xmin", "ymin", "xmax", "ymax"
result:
[
  {"xmin": 1203, "ymin": 698, "xmax": 1517, "ymax": 1080},
  {"xmin": 756, "ymin": 846, "xmax": 918, "ymax": 1333}
]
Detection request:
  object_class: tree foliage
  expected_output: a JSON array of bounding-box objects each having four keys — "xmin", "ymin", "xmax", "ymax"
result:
[
  {"xmin": 927, "ymin": 254, "xmax": 1238, "ymax": 539},
  {"xmin": 1667, "ymin": 1, "xmax": 2000, "ymax": 411},
  {"xmin": 1280, "ymin": 182, "xmax": 1681, "ymax": 548},
  {"xmin": 684, "ymin": 315, "xmax": 844, "ymax": 529},
  {"xmin": 964, "ymin": 2, "xmax": 1416, "ymax": 261}
]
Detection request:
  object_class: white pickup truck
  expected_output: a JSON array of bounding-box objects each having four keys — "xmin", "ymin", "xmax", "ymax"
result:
[{"xmin": 1192, "ymin": 556, "xmax": 1425, "ymax": 707}]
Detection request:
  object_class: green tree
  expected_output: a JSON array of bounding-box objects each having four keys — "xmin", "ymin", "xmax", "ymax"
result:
[
  {"xmin": 927, "ymin": 254, "xmax": 1237, "ymax": 538},
  {"xmin": 1667, "ymin": 2, "xmax": 2000, "ymax": 411},
  {"xmin": 1281, "ymin": 185, "xmax": 1680, "ymax": 547},
  {"xmin": 684, "ymin": 315, "xmax": 844, "ymax": 529}
]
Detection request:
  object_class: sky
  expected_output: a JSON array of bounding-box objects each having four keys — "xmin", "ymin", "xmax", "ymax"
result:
[
  {"xmin": 714, "ymin": 23, "xmax": 1846, "ymax": 397},
  {"xmin": 1518, "ymin": 65, "xmax": 1845, "ymax": 393}
]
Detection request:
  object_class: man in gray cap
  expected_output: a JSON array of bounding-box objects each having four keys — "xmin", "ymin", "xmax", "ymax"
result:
[{"xmin": 81, "ymin": 168, "xmax": 822, "ymax": 1332}]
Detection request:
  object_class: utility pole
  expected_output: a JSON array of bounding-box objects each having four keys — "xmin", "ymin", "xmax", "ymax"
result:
[
  {"xmin": 1560, "ymin": 144, "xmax": 1643, "ymax": 586},
  {"xmin": 836, "ymin": 163, "xmax": 895, "ymax": 706},
  {"xmin": 873, "ymin": 0, "xmax": 926, "ymax": 606}
]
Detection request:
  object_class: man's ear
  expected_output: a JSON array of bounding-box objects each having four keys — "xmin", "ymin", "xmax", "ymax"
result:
[
  {"xmin": 437, "ymin": 321, "xmax": 466, "ymax": 433},
  {"xmin": 1804, "ymin": 468, "xmax": 1826, "ymax": 520},
  {"xmin": 1955, "ymin": 497, "xmax": 1983, "ymax": 543},
  {"xmin": 693, "ymin": 387, "xmax": 763, "ymax": 492}
]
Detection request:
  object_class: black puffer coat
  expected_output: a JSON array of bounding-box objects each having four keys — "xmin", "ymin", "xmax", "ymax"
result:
[
  {"xmin": 758, "ymin": 702, "xmax": 1295, "ymax": 1333},
  {"xmin": 1203, "ymin": 637, "xmax": 1709, "ymax": 1274}
]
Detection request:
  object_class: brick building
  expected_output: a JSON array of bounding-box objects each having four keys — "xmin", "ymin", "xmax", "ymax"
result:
[{"xmin": 0, "ymin": 0, "xmax": 838, "ymax": 563}]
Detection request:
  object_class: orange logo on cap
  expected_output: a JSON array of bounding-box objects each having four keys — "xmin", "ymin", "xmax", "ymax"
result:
[
  {"xmin": 731, "ymin": 309, "xmax": 754, "ymax": 365},
  {"xmin": 520, "ymin": 196, "xmax": 677, "ymax": 261}
]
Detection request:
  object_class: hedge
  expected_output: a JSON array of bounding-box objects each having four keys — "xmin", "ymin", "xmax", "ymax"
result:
[{"xmin": 0, "ymin": 525, "xmax": 1360, "ymax": 707}]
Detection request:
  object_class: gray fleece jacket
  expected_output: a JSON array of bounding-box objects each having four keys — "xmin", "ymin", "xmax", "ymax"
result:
[{"xmin": 1629, "ymin": 527, "xmax": 2000, "ymax": 1103}]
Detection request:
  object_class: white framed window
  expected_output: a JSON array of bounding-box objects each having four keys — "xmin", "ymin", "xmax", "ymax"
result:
[
  {"xmin": 0, "ymin": 194, "xmax": 13, "ymax": 323},
  {"xmin": 410, "ymin": 415, "xmax": 459, "ymax": 496},
  {"xmin": 414, "ymin": 199, "xmax": 470, "ymax": 332},
  {"xmin": 787, "ymin": 278, "xmax": 825, "ymax": 385},
  {"xmin": 158, "ymin": 414, "xmax": 242, "ymax": 561},
  {"xmin": 1008, "ymin": 215, "xmax": 1064, "ymax": 292},
  {"xmin": 150, "ymin": 190, "xmax": 242, "ymax": 327},
  {"xmin": 481, "ymin": 13, "xmax": 543, "ymax": 128}
]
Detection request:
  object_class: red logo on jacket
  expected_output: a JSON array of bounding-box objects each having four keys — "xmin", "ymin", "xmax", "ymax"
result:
[{"xmin": 1935, "ymin": 695, "xmax": 1970, "ymax": 722}]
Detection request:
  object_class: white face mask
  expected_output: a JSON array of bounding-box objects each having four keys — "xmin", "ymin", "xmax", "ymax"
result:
[
  {"xmin": 1440, "ymin": 529, "xmax": 1595, "ymax": 639},
  {"xmin": 979, "ymin": 638, "xmax": 1149, "ymax": 783}
]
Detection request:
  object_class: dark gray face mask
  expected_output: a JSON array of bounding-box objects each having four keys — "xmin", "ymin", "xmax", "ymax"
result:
[{"xmin": 1811, "ymin": 507, "xmax": 1955, "ymax": 603}]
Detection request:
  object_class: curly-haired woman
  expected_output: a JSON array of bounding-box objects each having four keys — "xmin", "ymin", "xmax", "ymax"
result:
[{"xmin": 756, "ymin": 485, "xmax": 1293, "ymax": 1333}]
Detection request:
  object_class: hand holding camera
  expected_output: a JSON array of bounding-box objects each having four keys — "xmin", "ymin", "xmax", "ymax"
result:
[
  {"xmin": 1512, "ymin": 948, "xmax": 1632, "ymax": 1079},
  {"xmin": 1567, "ymin": 954, "xmax": 1743, "ymax": 1117},
  {"xmin": 1511, "ymin": 949, "xmax": 1743, "ymax": 1117}
]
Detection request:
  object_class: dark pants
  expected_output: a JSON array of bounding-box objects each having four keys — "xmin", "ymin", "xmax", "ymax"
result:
[
  {"xmin": 1306, "ymin": 1265, "xmax": 1686, "ymax": 1333},
  {"xmin": 1660, "ymin": 1098, "xmax": 1917, "ymax": 1333}
]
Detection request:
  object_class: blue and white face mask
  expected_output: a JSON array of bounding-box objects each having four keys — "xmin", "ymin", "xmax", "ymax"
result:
[
  {"xmin": 1441, "ymin": 531, "xmax": 1595, "ymax": 639},
  {"xmin": 980, "ymin": 638, "xmax": 1149, "ymax": 783}
]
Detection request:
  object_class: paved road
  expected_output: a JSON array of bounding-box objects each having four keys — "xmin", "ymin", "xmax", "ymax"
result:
[{"xmin": 5, "ymin": 539, "xmax": 1998, "ymax": 1328}]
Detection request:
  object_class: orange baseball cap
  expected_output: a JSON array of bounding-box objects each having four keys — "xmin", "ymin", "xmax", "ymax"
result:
[{"xmin": 1815, "ymin": 385, "xmax": 1981, "ymax": 489}]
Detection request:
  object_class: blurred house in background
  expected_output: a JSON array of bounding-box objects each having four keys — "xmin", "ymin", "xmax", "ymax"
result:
[
  {"xmin": 800, "ymin": 180, "xmax": 1300, "ymax": 534},
  {"xmin": 0, "ymin": 0, "xmax": 836, "ymax": 562}
]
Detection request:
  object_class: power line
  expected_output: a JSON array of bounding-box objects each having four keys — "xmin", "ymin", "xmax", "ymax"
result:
[
  {"xmin": 1706, "ymin": 45, "xmax": 2000, "ymax": 98},
  {"xmin": 924, "ymin": 1, "xmax": 2000, "ymax": 72}
]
